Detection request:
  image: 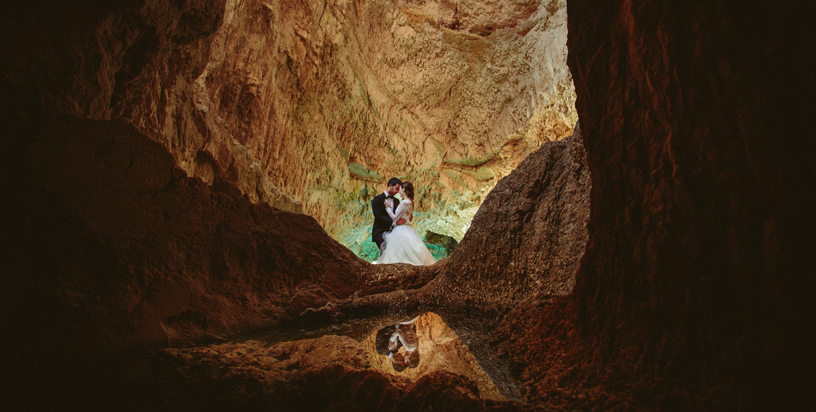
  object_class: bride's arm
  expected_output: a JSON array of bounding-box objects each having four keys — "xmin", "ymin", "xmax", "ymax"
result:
[{"xmin": 386, "ymin": 201, "xmax": 407, "ymax": 222}]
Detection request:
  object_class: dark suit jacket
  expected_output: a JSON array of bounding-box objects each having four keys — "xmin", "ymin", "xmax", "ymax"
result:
[{"xmin": 371, "ymin": 192, "xmax": 399, "ymax": 247}]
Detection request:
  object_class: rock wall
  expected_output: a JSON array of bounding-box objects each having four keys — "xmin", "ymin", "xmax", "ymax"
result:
[
  {"xmin": 3, "ymin": 0, "xmax": 810, "ymax": 410},
  {"xmin": 423, "ymin": 128, "xmax": 589, "ymax": 310},
  {"xmin": 185, "ymin": 0, "xmax": 577, "ymax": 247},
  {"xmin": 2, "ymin": 0, "xmax": 577, "ymax": 253},
  {"xmin": 2, "ymin": 116, "xmax": 367, "ymax": 355},
  {"xmin": 0, "ymin": 0, "xmax": 575, "ymax": 348},
  {"xmin": 492, "ymin": 0, "xmax": 816, "ymax": 410}
]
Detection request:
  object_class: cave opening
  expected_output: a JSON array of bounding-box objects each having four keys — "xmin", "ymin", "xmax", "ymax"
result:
[
  {"xmin": 0, "ymin": 0, "xmax": 582, "ymax": 408},
  {"xmin": 137, "ymin": 0, "xmax": 583, "ymax": 265},
  {"xmin": 2, "ymin": 0, "xmax": 812, "ymax": 410},
  {"xmin": 313, "ymin": 0, "xmax": 579, "ymax": 264}
]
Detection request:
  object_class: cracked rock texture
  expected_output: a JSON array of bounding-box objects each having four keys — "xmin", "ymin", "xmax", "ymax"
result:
[
  {"xmin": 2, "ymin": 0, "xmax": 812, "ymax": 411},
  {"xmin": 193, "ymin": 0, "xmax": 578, "ymax": 248},
  {"xmin": 489, "ymin": 0, "xmax": 816, "ymax": 410},
  {"xmin": 2, "ymin": 0, "xmax": 577, "ymax": 255}
]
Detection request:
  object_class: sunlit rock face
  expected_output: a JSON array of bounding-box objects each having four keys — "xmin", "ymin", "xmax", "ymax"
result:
[
  {"xmin": 188, "ymin": 0, "xmax": 577, "ymax": 251},
  {"xmin": 8, "ymin": 0, "xmax": 576, "ymax": 254}
]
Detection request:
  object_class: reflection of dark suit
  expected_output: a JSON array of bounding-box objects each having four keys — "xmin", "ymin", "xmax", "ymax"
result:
[
  {"xmin": 371, "ymin": 192, "xmax": 399, "ymax": 249},
  {"xmin": 374, "ymin": 325, "xmax": 397, "ymax": 355}
]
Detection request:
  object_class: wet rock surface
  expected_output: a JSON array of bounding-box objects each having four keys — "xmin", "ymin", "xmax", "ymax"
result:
[
  {"xmin": 149, "ymin": 312, "xmax": 516, "ymax": 411},
  {"xmin": 361, "ymin": 313, "xmax": 505, "ymax": 402}
]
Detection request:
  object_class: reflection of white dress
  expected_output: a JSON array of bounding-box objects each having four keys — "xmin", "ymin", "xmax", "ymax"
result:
[
  {"xmin": 389, "ymin": 316, "xmax": 419, "ymax": 351},
  {"xmin": 379, "ymin": 200, "xmax": 435, "ymax": 266}
]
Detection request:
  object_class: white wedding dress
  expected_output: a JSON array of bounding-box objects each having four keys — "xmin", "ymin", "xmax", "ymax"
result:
[{"xmin": 379, "ymin": 200, "xmax": 435, "ymax": 266}]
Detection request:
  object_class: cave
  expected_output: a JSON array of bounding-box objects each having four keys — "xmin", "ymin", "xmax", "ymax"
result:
[{"xmin": 1, "ymin": 0, "xmax": 813, "ymax": 411}]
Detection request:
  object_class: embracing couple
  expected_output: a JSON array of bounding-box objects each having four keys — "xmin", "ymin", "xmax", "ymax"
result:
[{"xmin": 371, "ymin": 178, "xmax": 435, "ymax": 266}]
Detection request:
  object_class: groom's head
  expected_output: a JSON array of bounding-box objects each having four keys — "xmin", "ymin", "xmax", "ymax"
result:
[{"xmin": 386, "ymin": 177, "xmax": 402, "ymax": 195}]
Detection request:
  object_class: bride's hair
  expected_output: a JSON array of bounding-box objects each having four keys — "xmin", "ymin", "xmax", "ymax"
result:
[{"xmin": 401, "ymin": 181, "xmax": 415, "ymax": 201}]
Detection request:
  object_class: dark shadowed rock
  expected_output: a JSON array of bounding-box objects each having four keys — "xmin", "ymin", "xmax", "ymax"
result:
[
  {"xmin": 1, "ymin": 0, "xmax": 812, "ymax": 411},
  {"xmin": 424, "ymin": 231, "xmax": 458, "ymax": 257},
  {"xmin": 423, "ymin": 128, "xmax": 590, "ymax": 311},
  {"xmin": 3, "ymin": 116, "xmax": 367, "ymax": 355},
  {"xmin": 491, "ymin": 0, "xmax": 816, "ymax": 410}
]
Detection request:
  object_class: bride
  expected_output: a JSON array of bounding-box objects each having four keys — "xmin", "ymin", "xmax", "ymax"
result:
[{"xmin": 378, "ymin": 182, "xmax": 436, "ymax": 266}]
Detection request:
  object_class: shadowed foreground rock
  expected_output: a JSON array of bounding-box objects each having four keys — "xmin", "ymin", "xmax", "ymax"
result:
[
  {"xmin": 0, "ymin": 115, "xmax": 588, "ymax": 411},
  {"xmin": 267, "ymin": 128, "xmax": 591, "ymax": 404},
  {"xmin": 3, "ymin": 117, "xmax": 368, "ymax": 355},
  {"xmin": 2, "ymin": 0, "xmax": 813, "ymax": 410},
  {"xmin": 1, "ymin": 115, "xmax": 382, "ymax": 410},
  {"xmin": 490, "ymin": 0, "xmax": 816, "ymax": 410}
]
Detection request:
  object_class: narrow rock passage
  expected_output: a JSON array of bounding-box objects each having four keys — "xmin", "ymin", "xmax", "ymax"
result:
[{"xmin": 134, "ymin": 131, "xmax": 589, "ymax": 410}]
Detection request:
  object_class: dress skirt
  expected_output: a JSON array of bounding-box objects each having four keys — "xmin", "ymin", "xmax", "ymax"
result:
[{"xmin": 379, "ymin": 224, "xmax": 435, "ymax": 266}]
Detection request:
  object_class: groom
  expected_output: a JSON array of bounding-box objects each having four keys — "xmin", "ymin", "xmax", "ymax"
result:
[{"xmin": 371, "ymin": 177, "xmax": 404, "ymax": 250}]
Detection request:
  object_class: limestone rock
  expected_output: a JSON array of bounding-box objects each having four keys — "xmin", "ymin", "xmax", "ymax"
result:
[
  {"xmin": 3, "ymin": 116, "xmax": 367, "ymax": 354},
  {"xmin": 3, "ymin": 0, "xmax": 812, "ymax": 410},
  {"xmin": 424, "ymin": 128, "xmax": 590, "ymax": 309},
  {"xmin": 4, "ymin": 0, "xmax": 575, "ymax": 248},
  {"xmin": 1, "ymin": 0, "xmax": 578, "ymax": 259},
  {"xmin": 424, "ymin": 231, "xmax": 458, "ymax": 256},
  {"xmin": 491, "ymin": 1, "xmax": 816, "ymax": 410}
]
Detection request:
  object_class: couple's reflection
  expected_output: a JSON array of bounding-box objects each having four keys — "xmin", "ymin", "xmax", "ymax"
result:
[{"xmin": 375, "ymin": 316, "xmax": 421, "ymax": 372}]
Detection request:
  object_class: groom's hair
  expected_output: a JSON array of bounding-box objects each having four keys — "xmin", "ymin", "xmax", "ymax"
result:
[{"xmin": 387, "ymin": 177, "xmax": 402, "ymax": 187}]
